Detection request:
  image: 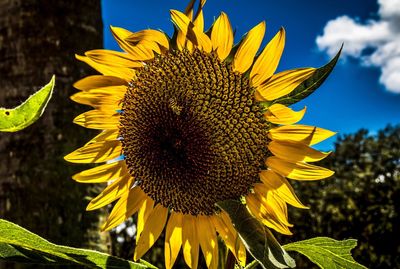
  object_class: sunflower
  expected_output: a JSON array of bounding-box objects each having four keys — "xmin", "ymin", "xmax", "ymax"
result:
[{"xmin": 65, "ymin": 1, "xmax": 335, "ymax": 268}]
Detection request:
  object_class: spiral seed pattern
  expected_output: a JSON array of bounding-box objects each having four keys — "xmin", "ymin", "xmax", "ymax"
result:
[{"xmin": 120, "ymin": 49, "xmax": 269, "ymax": 215}]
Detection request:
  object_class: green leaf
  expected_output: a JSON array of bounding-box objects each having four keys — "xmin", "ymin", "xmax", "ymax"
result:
[
  {"xmin": 0, "ymin": 75, "xmax": 55, "ymax": 132},
  {"xmin": 0, "ymin": 219, "xmax": 150, "ymax": 268},
  {"xmin": 244, "ymin": 260, "xmax": 260, "ymax": 269},
  {"xmin": 0, "ymin": 243, "xmax": 62, "ymax": 264},
  {"xmin": 139, "ymin": 259, "xmax": 158, "ymax": 269},
  {"xmin": 216, "ymin": 200, "xmax": 295, "ymax": 269},
  {"xmin": 271, "ymin": 45, "xmax": 342, "ymax": 106},
  {"xmin": 283, "ymin": 237, "xmax": 367, "ymax": 269}
]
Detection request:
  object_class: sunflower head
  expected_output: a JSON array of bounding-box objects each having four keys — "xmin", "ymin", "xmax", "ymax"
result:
[
  {"xmin": 65, "ymin": 1, "xmax": 335, "ymax": 268},
  {"xmin": 120, "ymin": 48, "xmax": 269, "ymax": 216}
]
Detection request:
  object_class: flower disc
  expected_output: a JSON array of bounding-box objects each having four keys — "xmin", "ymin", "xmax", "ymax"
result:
[{"xmin": 120, "ymin": 49, "xmax": 269, "ymax": 215}]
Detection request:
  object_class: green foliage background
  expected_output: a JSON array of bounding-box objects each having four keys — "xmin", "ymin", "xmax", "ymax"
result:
[{"xmin": 279, "ymin": 125, "xmax": 400, "ymax": 268}]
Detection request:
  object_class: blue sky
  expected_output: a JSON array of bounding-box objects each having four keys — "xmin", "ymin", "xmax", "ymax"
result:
[{"xmin": 101, "ymin": 0, "xmax": 400, "ymax": 150}]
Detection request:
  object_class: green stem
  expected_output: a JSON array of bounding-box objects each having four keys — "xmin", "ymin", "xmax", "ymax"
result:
[
  {"xmin": 244, "ymin": 260, "xmax": 259, "ymax": 269},
  {"xmin": 225, "ymin": 250, "xmax": 236, "ymax": 269}
]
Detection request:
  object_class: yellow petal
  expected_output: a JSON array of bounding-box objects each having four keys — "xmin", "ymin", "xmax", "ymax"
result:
[
  {"xmin": 197, "ymin": 215, "xmax": 218, "ymax": 269},
  {"xmin": 85, "ymin": 130, "xmax": 119, "ymax": 145},
  {"xmin": 211, "ymin": 12, "xmax": 234, "ymax": 61},
  {"xmin": 87, "ymin": 174, "xmax": 133, "ymax": 211},
  {"xmin": 173, "ymin": 1, "xmax": 193, "ymax": 51},
  {"xmin": 134, "ymin": 204, "xmax": 168, "ymax": 261},
  {"xmin": 257, "ymin": 67, "xmax": 316, "ymax": 101},
  {"xmin": 110, "ymin": 26, "xmax": 132, "ymax": 40},
  {"xmin": 171, "ymin": 9, "xmax": 191, "ymax": 51},
  {"xmin": 268, "ymin": 140, "xmax": 331, "ymax": 163},
  {"xmin": 137, "ymin": 39, "xmax": 162, "ymax": 54},
  {"xmin": 130, "ymin": 43, "xmax": 156, "ymax": 60},
  {"xmin": 182, "ymin": 215, "xmax": 199, "ymax": 269},
  {"xmin": 110, "ymin": 26, "xmax": 155, "ymax": 61},
  {"xmin": 165, "ymin": 212, "xmax": 183, "ymax": 269},
  {"xmin": 268, "ymin": 124, "xmax": 336, "ymax": 146},
  {"xmin": 176, "ymin": 31, "xmax": 188, "ymax": 52},
  {"xmin": 183, "ymin": 1, "xmax": 208, "ymax": 53},
  {"xmin": 252, "ymin": 188, "xmax": 292, "ymax": 227},
  {"xmin": 171, "ymin": 10, "xmax": 193, "ymax": 37},
  {"xmin": 183, "ymin": 3, "xmax": 206, "ymax": 52},
  {"xmin": 246, "ymin": 193, "xmax": 292, "ymax": 235},
  {"xmin": 193, "ymin": 22, "xmax": 212, "ymax": 52},
  {"xmin": 126, "ymin": 29, "xmax": 169, "ymax": 50},
  {"xmin": 64, "ymin": 140, "xmax": 122, "ymax": 164},
  {"xmin": 212, "ymin": 212, "xmax": 246, "ymax": 266},
  {"xmin": 72, "ymin": 161, "xmax": 125, "ymax": 183},
  {"xmin": 70, "ymin": 86, "xmax": 126, "ymax": 109},
  {"xmin": 73, "ymin": 109, "xmax": 120, "ymax": 130},
  {"xmin": 76, "ymin": 55, "xmax": 135, "ymax": 82},
  {"xmin": 265, "ymin": 104, "xmax": 306, "ymax": 125},
  {"xmin": 85, "ymin": 49, "xmax": 143, "ymax": 68},
  {"xmin": 266, "ymin": 156, "xmax": 335, "ymax": 180},
  {"xmin": 193, "ymin": 9, "xmax": 204, "ymax": 32},
  {"xmin": 233, "ymin": 21, "xmax": 266, "ymax": 73},
  {"xmin": 102, "ymin": 187, "xmax": 145, "ymax": 231},
  {"xmin": 170, "ymin": 10, "xmax": 212, "ymax": 53},
  {"xmin": 259, "ymin": 170, "xmax": 308, "ymax": 209},
  {"xmin": 136, "ymin": 197, "xmax": 155, "ymax": 244},
  {"xmin": 251, "ymin": 28, "xmax": 285, "ymax": 87},
  {"xmin": 254, "ymin": 90, "xmax": 267, "ymax": 102},
  {"xmin": 74, "ymin": 75, "xmax": 127, "ymax": 91}
]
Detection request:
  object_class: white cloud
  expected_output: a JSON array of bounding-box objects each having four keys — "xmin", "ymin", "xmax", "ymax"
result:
[
  {"xmin": 379, "ymin": 0, "xmax": 400, "ymax": 19},
  {"xmin": 316, "ymin": 0, "xmax": 400, "ymax": 93}
]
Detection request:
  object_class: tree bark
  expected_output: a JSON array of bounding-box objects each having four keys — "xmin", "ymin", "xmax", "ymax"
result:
[{"xmin": 0, "ymin": 0, "xmax": 109, "ymax": 264}]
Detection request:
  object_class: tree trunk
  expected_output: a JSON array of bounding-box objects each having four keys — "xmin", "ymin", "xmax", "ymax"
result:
[{"xmin": 0, "ymin": 0, "xmax": 109, "ymax": 266}]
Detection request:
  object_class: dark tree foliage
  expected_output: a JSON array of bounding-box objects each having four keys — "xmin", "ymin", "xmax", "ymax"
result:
[{"xmin": 280, "ymin": 125, "xmax": 400, "ymax": 268}]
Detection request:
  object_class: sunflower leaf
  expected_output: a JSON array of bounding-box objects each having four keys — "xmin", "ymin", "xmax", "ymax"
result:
[
  {"xmin": 283, "ymin": 237, "xmax": 367, "ymax": 269},
  {"xmin": 0, "ymin": 75, "xmax": 55, "ymax": 132},
  {"xmin": 0, "ymin": 219, "xmax": 151, "ymax": 268},
  {"xmin": 216, "ymin": 199, "xmax": 295, "ymax": 269},
  {"xmin": 271, "ymin": 45, "xmax": 342, "ymax": 106},
  {"xmin": 0, "ymin": 243, "xmax": 65, "ymax": 264}
]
